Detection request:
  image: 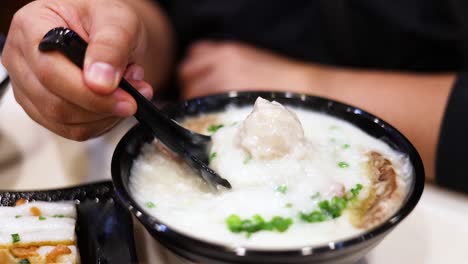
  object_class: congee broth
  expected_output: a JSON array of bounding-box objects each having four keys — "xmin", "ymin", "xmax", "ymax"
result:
[{"xmin": 129, "ymin": 98, "xmax": 412, "ymax": 249}]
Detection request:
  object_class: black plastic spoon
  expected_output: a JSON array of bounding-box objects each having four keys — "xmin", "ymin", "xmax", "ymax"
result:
[{"xmin": 39, "ymin": 27, "xmax": 231, "ymax": 190}]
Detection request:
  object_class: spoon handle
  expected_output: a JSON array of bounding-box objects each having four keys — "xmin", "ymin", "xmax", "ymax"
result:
[
  {"xmin": 39, "ymin": 27, "xmax": 232, "ymax": 189},
  {"xmin": 38, "ymin": 28, "xmax": 161, "ymax": 120},
  {"xmin": 38, "ymin": 27, "xmax": 203, "ymax": 154}
]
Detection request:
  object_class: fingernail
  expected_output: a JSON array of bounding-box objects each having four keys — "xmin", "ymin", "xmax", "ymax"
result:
[
  {"xmin": 86, "ymin": 62, "xmax": 119, "ymax": 88},
  {"xmin": 132, "ymin": 68, "xmax": 144, "ymax": 81},
  {"xmin": 139, "ymin": 87, "xmax": 153, "ymax": 99},
  {"xmin": 113, "ymin": 101, "xmax": 135, "ymax": 117}
]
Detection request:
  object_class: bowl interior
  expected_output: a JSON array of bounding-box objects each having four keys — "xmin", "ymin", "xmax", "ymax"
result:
[{"xmin": 111, "ymin": 91, "xmax": 425, "ymax": 263}]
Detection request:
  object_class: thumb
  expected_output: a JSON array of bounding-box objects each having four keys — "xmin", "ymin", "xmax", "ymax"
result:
[{"xmin": 83, "ymin": 1, "xmax": 145, "ymax": 94}]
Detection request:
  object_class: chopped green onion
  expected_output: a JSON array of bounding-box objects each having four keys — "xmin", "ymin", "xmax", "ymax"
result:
[
  {"xmin": 270, "ymin": 216, "xmax": 293, "ymax": 232},
  {"xmin": 318, "ymin": 198, "xmax": 347, "ymax": 218},
  {"xmin": 347, "ymin": 184, "xmax": 363, "ymax": 200},
  {"xmin": 310, "ymin": 192, "xmax": 321, "ymax": 200},
  {"xmin": 15, "ymin": 215, "xmax": 22, "ymax": 218},
  {"xmin": 146, "ymin": 201, "xmax": 156, "ymax": 208},
  {"xmin": 342, "ymin": 144, "xmax": 350, "ymax": 149},
  {"xmin": 207, "ymin": 124, "xmax": 224, "ymax": 133},
  {"xmin": 300, "ymin": 184, "xmax": 363, "ymax": 223},
  {"xmin": 19, "ymin": 259, "xmax": 30, "ymax": 264},
  {"xmin": 285, "ymin": 203, "xmax": 293, "ymax": 208},
  {"xmin": 208, "ymin": 152, "xmax": 217, "ymax": 164},
  {"xmin": 53, "ymin": 214, "xmax": 65, "ymax": 218},
  {"xmin": 225, "ymin": 214, "xmax": 293, "ymax": 237},
  {"xmin": 338, "ymin": 161, "xmax": 349, "ymax": 168},
  {"xmin": 11, "ymin": 233, "xmax": 20, "ymax": 243},
  {"xmin": 299, "ymin": 210, "xmax": 327, "ymax": 223},
  {"xmin": 226, "ymin": 214, "xmax": 242, "ymax": 233},
  {"xmin": 38, "ymin": 216, "xmax": 46, "ymax": 221},
  {"xmin": 243, "ymin": 152, "xmax": 252, "ymax": 164},
  {"xmin": 275, "ymin": 184, "xmax": 288, "ymax": 194}
]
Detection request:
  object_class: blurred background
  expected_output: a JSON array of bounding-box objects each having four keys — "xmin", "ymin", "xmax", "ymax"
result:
[{"xmin": 0, "ymin": 1, "xmax": 30, "ymax": 35}]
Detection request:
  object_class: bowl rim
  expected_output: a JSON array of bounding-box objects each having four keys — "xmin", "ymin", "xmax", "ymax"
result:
[
  {"xmin": 111, "ymin": 91, "xmax": 425, "ymax": 260},
  {"xmin": 1, "ymin": 35, "xmax": 9, "ymax": 86},
  {"xmin": 0, "ymin": 68, "xmax": 9, "ymax": 95}
]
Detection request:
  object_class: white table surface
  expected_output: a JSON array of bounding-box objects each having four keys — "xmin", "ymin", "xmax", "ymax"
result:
[{"xmin": 1, "ymin": 86, "xmax": 467, "ymax": 264}]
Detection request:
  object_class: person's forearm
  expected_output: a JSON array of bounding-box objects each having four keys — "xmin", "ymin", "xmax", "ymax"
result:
[
  {"xmin": 301, "ymin": 65, "xmax": 455, "ymax": 181},
  {"xmin": 126, "ymin": 0, "xmax": 174, "ymax": 87}
]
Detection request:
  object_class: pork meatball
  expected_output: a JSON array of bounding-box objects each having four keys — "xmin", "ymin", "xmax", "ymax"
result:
[{"xmin": 238, "ymin": 97, "xmax": 305, "ymax": 160}]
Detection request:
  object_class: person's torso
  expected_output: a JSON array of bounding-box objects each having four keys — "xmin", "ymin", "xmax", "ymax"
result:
[{"xmin": 160, "ymin": 0, "xmax": 466, "ymax": 72}]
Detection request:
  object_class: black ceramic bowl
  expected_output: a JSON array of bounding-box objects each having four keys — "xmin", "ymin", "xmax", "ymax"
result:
[{"xmin": 112, "ymin": 91, "xmax": 425, "ymax": 264}]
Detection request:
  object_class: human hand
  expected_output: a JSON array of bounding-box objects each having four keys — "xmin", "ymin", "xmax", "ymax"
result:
[
  {"xmin": 2, "ymin": 0, "xmax": 153, "ymax": 140},
  {"xmin": 178, "ymin": 41, "xmax": 318, "ymax": 99}
]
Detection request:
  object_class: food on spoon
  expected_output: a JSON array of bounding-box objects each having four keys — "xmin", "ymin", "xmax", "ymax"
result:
[
  {"xmin": 0, "ymin": 201, "xmax": 79, "ymax": 263},
  {"xmin": 130, "ymin": 97, "xmax": 411, "ymax": 249}
]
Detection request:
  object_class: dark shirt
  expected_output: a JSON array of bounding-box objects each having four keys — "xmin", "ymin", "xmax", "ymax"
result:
[
  {"xmin": 160, "ymin": 0, "xmax": 468, "ymax": 71},
  {"xmin": 157, "ymin": 0, "xmax": 468, "ymax": 193}
]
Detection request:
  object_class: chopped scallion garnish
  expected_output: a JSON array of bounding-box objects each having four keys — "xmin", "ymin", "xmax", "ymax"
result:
[
  {"xmin": 299, "ymin": 210, "xmax": 327, "ymax": 223},
  {"xmin": 146, "ymin": 201, "xmax": 156, "ymax": 208},
  {"xmin": 338, "ymin": 161, "xmax": 349, "ymax": 168},
  {"xmin": 53, "ymin": 214, "xmax": 65, "ymax": 218},
  {"xmin": 243, "ymin": 152, "xmax": 252, "ymax": 164},
  {"xmin": 11, "ymin": 233, "xmax": 20, "ymax": 243},
  {"xmin": 208, "ymin": 152, "xmax": 217, "ymax": 164},
  {"xmin": 275, "ymin": 184, "xmax": 288, "ymax": 194},
  {"xmin": 347, "ymin": 184, "xmax": 363, "ymax": 200},
  {"xmin": 207, "ymin": 124, "xmax": 224, "ymax": 133},
  {"xmin": 300, "ymin": 184, "xmax": 363, "ymax": 223},
  {"xmin": 226, "ymin": 214, "xmax": 293, "ymax": 237},
  {"xmin": 310, "ymin": 192, "xmax": 321, "ymax": 200},
  {"xmin": 38, "ymin": 216, "xmax": 46, "ymax": 220}
]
